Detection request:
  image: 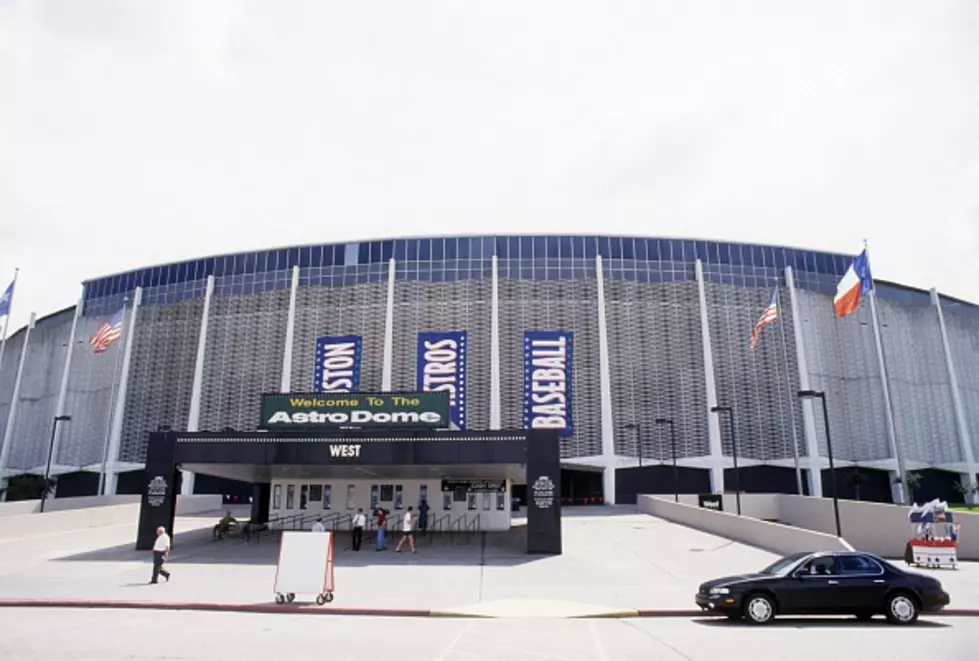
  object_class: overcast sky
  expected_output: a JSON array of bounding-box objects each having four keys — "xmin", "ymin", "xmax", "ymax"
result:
[{"xmin": 2, "ymin": 0, "xmax": 978, "ymax": 334}]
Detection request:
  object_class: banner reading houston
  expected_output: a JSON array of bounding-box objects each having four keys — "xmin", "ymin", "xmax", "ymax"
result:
[
  {"xmin": 523, "ymin": 331, "xmax": 573, "ymax": 437},
  {"xmin": 416, "ymin": 331, "xmax": 467, "ymax": 430},
  {"xmin": 314, "ymin": 335, "xmax": 362, "ymax": 393}
]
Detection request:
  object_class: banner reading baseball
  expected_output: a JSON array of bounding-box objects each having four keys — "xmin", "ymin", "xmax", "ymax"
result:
[
  {"xmin": 416, "ymin": 331, "xmax": 468, "ymax": 430},
  {"xmin": 523, "ymin": 331, "xmax": 573, "ymax": 437},
  {"xmin": 314, "ymin": 335, "xmax": 363, "ymax": 393}
]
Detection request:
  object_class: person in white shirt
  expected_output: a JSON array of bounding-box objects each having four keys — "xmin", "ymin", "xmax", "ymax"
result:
[
  {"xmin": 395, "ymin": 506, "xmax": 416, "ymax": 553},
  {"xmin": 311, "ymin": 517, "xmax": 326, "ymax": 533},
  {"xmin": 351, "ymin": 508, "xmax": 367, "ymax": 551},
  {"xmin": 150, "ymin": 526, "xmax": 171, "ymax": 584}
]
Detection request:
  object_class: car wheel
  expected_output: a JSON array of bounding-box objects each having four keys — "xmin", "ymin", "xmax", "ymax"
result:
[
  {"xmin": 743, "ymin": 593, "xmax": 776, "ymax": 625},
  {"xmin": 885, "ymin": 592, "xmax": 919, "ymax": 625}
]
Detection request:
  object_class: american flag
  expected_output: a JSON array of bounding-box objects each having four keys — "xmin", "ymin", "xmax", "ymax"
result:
[
  {"xmin": 90, "ymin": 307, "xmax": 125, "ymax": 354},
  {"xmin": 750, "ymin": 288, "xmax": 779, "ymax": 350}
]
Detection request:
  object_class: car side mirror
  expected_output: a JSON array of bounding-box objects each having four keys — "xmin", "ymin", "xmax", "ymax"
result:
[{"xmin": 792, "ymin": 571, "xmax": 805, "ymax": 580}]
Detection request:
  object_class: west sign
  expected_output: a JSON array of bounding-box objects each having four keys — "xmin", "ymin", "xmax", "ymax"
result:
[{"xmin": 259, "ymin": 392, "xmax": 451, "ymax": 431}]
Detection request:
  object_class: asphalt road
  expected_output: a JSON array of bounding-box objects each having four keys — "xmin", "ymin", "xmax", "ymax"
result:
[{"xmin": 1, "ymin": 608, "xmax": 974, "ymax": 661}]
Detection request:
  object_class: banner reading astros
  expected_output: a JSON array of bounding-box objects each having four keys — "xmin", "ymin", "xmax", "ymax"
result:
[
  {"xmin": 523, "ymin": 331, "xmax": 573, "ymax": 437},
  {"xmin": 416, "ymin": 331, "xmax": 467, "ymax": 430}
]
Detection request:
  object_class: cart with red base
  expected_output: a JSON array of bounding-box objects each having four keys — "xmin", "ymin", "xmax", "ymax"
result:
[
  {"xmin": 273, "ymin": 530, "xmax": 336, "ymax": 605},
  {"xmin": 905, "ymin": 500, "xmax": 959, "ymax": 570}
]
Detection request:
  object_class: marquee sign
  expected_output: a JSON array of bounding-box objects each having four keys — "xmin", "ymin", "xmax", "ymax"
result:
[
  {"xmin": 416, "ymin": 331, "xmax": 467, "ymax": 430},
  {"xmin": 314, "ymin": 335, "xmax": 362, "ymax": 393},
  {"xmin": 259, "ymin": 392, "xmax": 451, "ymax": 430},
  {"xmin": 523, "ymin": 331, "xmax": 574, "ymax": 437}
]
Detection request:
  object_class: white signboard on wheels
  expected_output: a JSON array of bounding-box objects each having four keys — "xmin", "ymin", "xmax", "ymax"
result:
[{"xmin": 273, "ymin": 531, "xmax": 336, "ymax": 605}]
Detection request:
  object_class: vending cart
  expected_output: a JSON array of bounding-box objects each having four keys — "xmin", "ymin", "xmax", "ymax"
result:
[{"xmin": 904, "ymin": 499, "xmax": 959, "ymax": 570}]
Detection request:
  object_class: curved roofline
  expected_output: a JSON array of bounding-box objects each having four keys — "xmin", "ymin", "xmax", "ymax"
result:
[{"xmin": 80, "ymin": 233, "xmax": 857, "ymax": 285}]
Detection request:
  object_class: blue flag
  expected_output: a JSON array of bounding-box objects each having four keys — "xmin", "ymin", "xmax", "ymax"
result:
[{"xmin": 0, "ymin": 279, "xmax": 13, "ymax": 317}]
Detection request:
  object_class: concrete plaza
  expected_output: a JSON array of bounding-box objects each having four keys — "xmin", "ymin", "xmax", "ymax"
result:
[{"xmin": 0, "ymin": 506, "xmax": 977, "ymax": 615}]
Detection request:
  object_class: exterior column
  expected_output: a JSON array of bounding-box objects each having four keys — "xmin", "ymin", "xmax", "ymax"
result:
[
  {"xmin": 595, "ymin": 255, "xmax": 616, "ymax": 504},
  {"xmin": 785, "ymin": 267, "xmax": 823, "ymax": 497},
  {"xmin": 0, "ymin": 312, "xmax": 36, "ymax": 478},
  {"xmin": 51, "ymin": 292, "xmax": 82, "ymax": 465},
  {"xmin": 490, "ymin": 255, "xmax": 502, "ymax": 429},
  {"xmin": 868, "ymin": 290, "xmax": 907, "ymax": 504},
  {"xmin": 280, "ymin": 265, "xmax": 301, "ymax": 392},
  {"xmin": 694, "ymin": 260, "xmax": 724, "ymax": 494},
  {"xmin": 102, "ymin": 287, "xmax": 142, "ymax": 495},
  {"xmin": 381, "ymin": 258, "xmax": 396, "ymax": 391},
  {"xmin": 183, "ymin": 276, "xmax": 215, "ymax": 495},
  {"xmin": 931, "ymin": 288, "xmax": 978, "ymax": 500}
]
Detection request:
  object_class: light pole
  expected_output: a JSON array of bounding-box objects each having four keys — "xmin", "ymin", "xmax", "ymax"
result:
[
  {"xmin": 655, "ymin": 418, "xmax": 679, "ymax": 502},
  {"xmin": 710, "ymin": 405, "xmax": 741, "ymax": 515},
  {"xmin": 798, "ymin": 390, "xmax": 843, "ymax": 538},
  {"xmin": 39, "ymin": 415, "xmax": 71, "ymax": 513},
  {"xmin": 624, "ymin": 422, "xmax": 643, "ymax": 468}
]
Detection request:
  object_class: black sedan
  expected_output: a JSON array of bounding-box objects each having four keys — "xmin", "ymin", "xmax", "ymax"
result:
[{"xmin": 695, "ymin": 551, "xmax": 950, "ymax": 625}]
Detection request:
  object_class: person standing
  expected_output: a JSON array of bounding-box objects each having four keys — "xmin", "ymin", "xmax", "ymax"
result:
[
  {"xmin": 311, "ymin": 516, "xmax": 326, "ymax": 532},
  {"xmin": 417, "ymin": 499, "xmax": 430, "ymax": 533},
  {"xmin": 150, "ymin": 526, "xmax": 171, "ymax": 584},
  {"xmin": 395, "ymin": 506, "xmax": 416, "ymax": 553},
  {"xmin": 375, "ymin": 508, "xmax": 387, "ymax": 551},
  {"xmin": 351, "ymin": 508, "xmax": 366, "ymax": 551}
]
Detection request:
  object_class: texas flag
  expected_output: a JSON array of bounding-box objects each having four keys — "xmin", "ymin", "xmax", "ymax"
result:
[{"xmin": 834, "ymin": 249, "xmax": 873, "ymax": 317}]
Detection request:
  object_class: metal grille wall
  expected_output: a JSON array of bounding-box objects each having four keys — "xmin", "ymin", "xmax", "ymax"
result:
[
  {"xmin": 290, "ymin": 282, "xmax": 388, "ymax": 394},
  {"xmin": 877, "ymin": 300, "xmax": 960, "ymax": 465},
  {"xmin": 391, "ymin": 279, "xmax": 492, "ymax": 431},
  {"xmin": 604, "ymin": 280, "xmax": 709, "ymax": 459},
  {"xmin": 943, "ymin": 310, "xmax": 979, "ymax": 462},
  {"xmin": 705, "ymin": 282, "xmax": 804, "ymax": 461},
  {"xmin": 58, "ymin": 314, "xmax": 127, "ymax": 468},
  {"xmin": 119, "ymin": 297, "xmax": 204, "ymax": 462},
  {"xmin": 0, "ymin": 332, "xmax": 26, "ymax": 459},
  {"xmin": 6, "ymin": 314, "xmax": 72, "ymax": 470},
  {"xmin": 498, "ymin": 276, "xmax": 601, "ymax": 459},
  {"xmin": 797, "ymin": 290, "xmax": 891, "ymax": 462},
  {"xmin": 199, "ymin": 286, "xmax": 290, "ymax": 432}
]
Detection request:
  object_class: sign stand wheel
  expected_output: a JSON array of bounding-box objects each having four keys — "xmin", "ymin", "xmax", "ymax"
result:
[{"xmin": 316, "ymin": 592, "xmax": 334, "ymax": 606}]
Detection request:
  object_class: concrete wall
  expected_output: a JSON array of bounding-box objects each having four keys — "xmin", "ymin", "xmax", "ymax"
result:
[
  {"xmin": 0, "ymin": 494, "xmax": 222, "ymax": 540},
  {"xmin": 672, "ymin": 493, "xmax": 781, "ymax": 521},
  {"xmin": 637, "ymin": 494, "xmax": 850, "ymax": 556},
  {"xmin": 0, "ymin": 495, "xmax": 141, "ymax": 517}
]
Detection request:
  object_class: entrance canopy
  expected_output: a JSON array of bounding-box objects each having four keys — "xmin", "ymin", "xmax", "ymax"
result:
[{"xmin": 136, "ymin": 427, "xmax": 561, "ymax": 555}]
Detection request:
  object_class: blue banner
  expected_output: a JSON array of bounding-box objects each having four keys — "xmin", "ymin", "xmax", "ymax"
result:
[
  {"xmin": 523, "ymin": 331, "xmax": 573, "ymax": 437},
  {"xmin": 314, "ymin": 335, "xmax": 362, "ymax": 393},
  {"xmin": 416, "ymin": 331, "xmax": 468, "ymax": 430}
]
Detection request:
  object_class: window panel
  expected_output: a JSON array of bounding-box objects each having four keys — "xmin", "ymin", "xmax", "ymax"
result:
[
  {"xmin": 432, "ymin": 238, "xmax": 445, "ymax": 261},
  {"xmin": 482, "ymin": 237, "xmax": 494, "ymax": 257},
  {"xmin": 334, "ymin": 244, "xmax": 346, "ymax": 266},
  {"xmin": 696, "ymin": 241, "xmax": 709, "ymax": 263},
  {"xmin": 287, "ymin": 248, "xmax": 300, "ymax": 268},
  {"xmin": 456, "ymin": 237, "xmax": 470, "ymax": 259},
  {"xmin": 419, "ymin": 239, "xmax": 432, "ymax": 261},
  {"xmin": 584, "ymin": 236, "xmax": 597, "ymax": 258},
  {"xmin": 598, "ymin": 236, "xmax": 611, "ymax": 258},
  {"xmin": 394, "ymin": 240, "xmax": 407, "ymax": 261},
  {"xmin": 520, "ymin": 236, "xmax": 533, "ymax": 259},
  {"xmin": 534, "ymin": 236, "xmax": 547, "ymax": 259},
  {"xmin": 496, "ymin": 237, "xmax": 509, "ymax": 259},
  {"xmin": 407, "ymin": 240, "xmax": 418, "ymax": 261},
  {"xmin": 381, "ymin": 241, "xmax": 394, "ymax": 262},
  {"xmin": 357, "ymin": 242, "xmax": 369, "ymax": 264},
  {"xmin": 609, "ymin": 237, "xmax": 622, "ymax": 259}
]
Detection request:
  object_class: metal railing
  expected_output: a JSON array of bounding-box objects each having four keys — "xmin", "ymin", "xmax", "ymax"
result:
[{"xmin": 429, "ymin": 513, "xmax": 450, "ymax": 543}]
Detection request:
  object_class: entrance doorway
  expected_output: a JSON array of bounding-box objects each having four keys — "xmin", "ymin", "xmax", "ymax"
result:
[{"xmin": 560, "ymin": 469, "xmax": 603, "ymax": 506}]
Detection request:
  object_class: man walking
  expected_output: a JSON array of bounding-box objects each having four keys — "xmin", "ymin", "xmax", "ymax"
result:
[
  {"xmin": 395, "ymin": 506, "xmax": 416, "ymax": 553},
  {"xmin": 351, "ymin": 508, "xmax": 366, "ymax": 551},
  {"xmin": 150, "ymin": 526, "xmax": 171, "ymax": 584}
]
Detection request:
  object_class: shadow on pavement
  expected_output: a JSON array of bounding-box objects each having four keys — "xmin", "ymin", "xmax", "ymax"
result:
[{"xmin": 693, "ymin": 617, "xmax": 951, "ymax": 629}]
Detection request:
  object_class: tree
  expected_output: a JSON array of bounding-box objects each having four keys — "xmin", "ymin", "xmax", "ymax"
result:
[
  {"xmin": 953, "ymin": 480, "xmax": 977, "ymax": 509},
  {"xmin": 894, "ymin": 471, "xmax": 922, "ymax": 502},
  {"xmin": 849, "ymin": 469, "xmax": 866, "ymax": 501},
  {"xmin": 2, "ymin": 474, "xmax": 57, "ymax": 501}
]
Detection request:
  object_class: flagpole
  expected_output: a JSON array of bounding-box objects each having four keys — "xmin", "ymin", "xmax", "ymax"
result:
[
  {"xmin": 97, "ymin": 299, "xmax": 127, "ymax": 496},
  {"xmin": 0, "ymin": 268, "xmax": 20, "ymax": 380},
  {"xmin": 863, "ymin": 240, "xmax": 908, "ymax": 504},
  {"xmin": 774, "ymin": 285, "xmax": 805, "ymax": 495}
]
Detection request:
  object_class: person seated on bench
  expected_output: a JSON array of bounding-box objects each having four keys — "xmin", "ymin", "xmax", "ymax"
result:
[{"xmin": 213, "ymin": 511, "xmax": 239, "ymax": 539}]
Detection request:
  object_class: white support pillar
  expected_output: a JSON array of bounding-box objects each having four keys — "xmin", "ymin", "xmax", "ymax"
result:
[
  {"xmin": 490, "ymin": 254, "xmax": 502, "ymax": 429},
  {"xmin": 0, "ymin": 312, "xmax": 36, "ymax": 479},
  {"xmin": 381, "ymin": 258, "xmax": 396, "ymax": 391},
  {"xmin": 931, "ymin": 288, "xmax": 978, "ymax": 498},
  {"xmin": 183, "ymin": 276, "xmax": 215, "ymax": 496},
  {"xmin": 102, "ymin": 287, "xmax": 142, "ymax": 496},
  {"xmin": 51, "ymin": 293, "xmax": 83, "ymax": 465},
  {"xmin": 868, "ymin": 290, "xmax": 907, "ymax": 504},
  {"xmin": 280, "ymin": 266, "xmax": 301, "ymax": 392},
  {"xmin": 785, "ymin": 267, "xmax": 823, "ymax": 497},
  {"xmin": 694, "ymin": 260, "xmax": 724, "ymax": 494},
  {"xmin": 594, "ymin": 255, "xmax": 616, "ymax": 504}
]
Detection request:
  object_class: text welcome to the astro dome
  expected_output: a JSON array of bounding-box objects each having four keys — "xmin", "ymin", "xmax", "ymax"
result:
[{"xmin": 260, "ymin": 393, "xmax": 450, "ymax": 430}]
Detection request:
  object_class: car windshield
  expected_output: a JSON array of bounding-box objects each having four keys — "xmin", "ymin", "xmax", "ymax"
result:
[{"xmin": 759, "ymin": 553, "xmax": 809, "ymax": 575}]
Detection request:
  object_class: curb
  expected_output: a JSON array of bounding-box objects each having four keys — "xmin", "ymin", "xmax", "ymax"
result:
[{"xmin": 1, "ymin": 600, "xmax": 977, "ymax": 619}]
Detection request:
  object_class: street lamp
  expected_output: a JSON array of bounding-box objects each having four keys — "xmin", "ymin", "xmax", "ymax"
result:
[
  {"xmin": 710, "ymin": 405, "xmax": 741, "ymax": 515},
  {"xmin": 655, "ymin": 418, "xmax": 679, "ymax": 502},
  {"xmin": 624, "ymin": 422, "xmax": 643, "ymax": 468},
  {"xmin": 39, "ymin": 415, "xmax": 71, "ymax": 513},
  {"xmin": 798, "ymin": 390, "xmax": 843, "ymax": 538}
]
